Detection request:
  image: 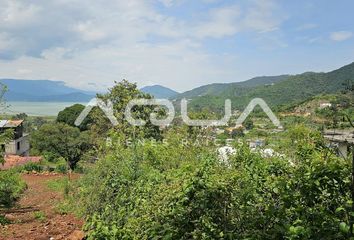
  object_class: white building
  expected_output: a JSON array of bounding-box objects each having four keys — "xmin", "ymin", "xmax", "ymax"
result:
[{"xmin": 0, "ymin": 120, "xmax": 30, "ymax": 156}]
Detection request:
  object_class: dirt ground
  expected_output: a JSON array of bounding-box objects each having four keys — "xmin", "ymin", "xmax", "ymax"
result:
[{"xmin": 0, "ymin": 174, "xmax": 84, "ymax": 240}]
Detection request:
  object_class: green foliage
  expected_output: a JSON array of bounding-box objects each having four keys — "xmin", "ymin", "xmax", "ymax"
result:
[
  {"xmin": 46, "ymin": 177, "xmax": 70, "ymax": 194},
  {"xmin": 0, "ymin": 214, "xmax": 10, "ymax": 225},
  {"xmin": 33, "ymin": 211, "xmax": 46, "ymax": 222},
  {"xmin": 73, "ymin": 126, "xmax": 352, "ymax": 239},
  {"xmin": 0, "ymin": 170, "xmax": 26, "ymax": 208},
  {"xmin": 22, "ymin": 162, "xmax": 43, "ymax": 172},
  {"xmin": 55, "ymin": 158, "xmax": 68, "ymax": 174},
  {"xmin": 0, "ymin": 129, "xmax": 14, "ymax": 165},
  {"xmin": 94, "ymin": 80, "xmax": 163, "ymax": 140},
  {"xmin": 30, "ymin": 122, "xmax": 93, "ymax": 169},
  {"xmin": 177, "ymin": 62, "xmax": 354, "ymax": 111},
  {"xmin": 57, "ymin": 104, "xmax": 92, "ymax": 131}
]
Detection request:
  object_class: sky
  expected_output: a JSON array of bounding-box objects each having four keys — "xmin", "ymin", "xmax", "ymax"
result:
[{"xmin": 0, "ymin": 0, "xmax": 353, "ymax": 93}]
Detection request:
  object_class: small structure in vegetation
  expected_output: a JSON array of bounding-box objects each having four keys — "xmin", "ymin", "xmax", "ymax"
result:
[
  {"xmin": 324, "ymin": 129, "xmax": 354, "ymax": 158},
  {"xmin": 0, "ymin": 120, "xmax": 29, "ymax": 156}
]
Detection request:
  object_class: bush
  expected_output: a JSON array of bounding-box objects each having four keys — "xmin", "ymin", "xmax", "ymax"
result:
[
  {"xmin": 0, "ymin": 170, "xmax": 26, "ymax": 208},
  {"xmin": 22, "ymin": 162, "xmax": 43, "ymax": 172},
  {"xmin": 74, "ymin": 129, "xmax": 352, "ymax": 239},
  {"xmin": 55, "ymin": 158, "xmax": 68, "ymax": 174}
]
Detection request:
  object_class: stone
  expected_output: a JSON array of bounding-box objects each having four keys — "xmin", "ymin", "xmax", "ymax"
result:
[{"xmin": 67, "ymin": 230, "xmax": 85, "ymax": 240}]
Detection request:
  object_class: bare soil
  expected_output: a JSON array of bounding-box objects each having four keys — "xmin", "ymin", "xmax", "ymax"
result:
[{"xmin": 0, "ymin": 174, "xmax": 84, "ymax": 240}]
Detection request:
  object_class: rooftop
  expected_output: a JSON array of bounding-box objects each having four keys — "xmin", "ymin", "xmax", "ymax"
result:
[
  {"xmin": 0, "ymin": 120, "xmax": 24, "ymax": 128},
  {"xmin": 323, "ymin": 129, "xmax": 354, "ymax": 144}
]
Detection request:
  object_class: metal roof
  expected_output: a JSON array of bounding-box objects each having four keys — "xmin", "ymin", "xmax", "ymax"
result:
[
  {"xmin": 0, "ymin": 120, "xmax": 24, "ymax": 128},
  {"xmin": 323, "ymin": 129, "xmax": 354, "ymax": 144},
  {"xmin": 0, "ymin": 120, "xmax": 7, "ymax": 128}
]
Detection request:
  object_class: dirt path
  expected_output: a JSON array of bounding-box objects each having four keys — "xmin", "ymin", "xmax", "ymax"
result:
[{"xmin": 0, "ymin": 174, "xmax": 84, "ymax": 240}]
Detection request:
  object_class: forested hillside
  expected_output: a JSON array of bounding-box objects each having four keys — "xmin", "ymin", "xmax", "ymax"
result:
[{"xmin": 175, "ymin": 62, "xmax": 354, "ymax": 111}]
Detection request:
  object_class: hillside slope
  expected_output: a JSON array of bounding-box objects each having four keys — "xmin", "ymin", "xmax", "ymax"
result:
[
  {"xmin": 141, "ymin": 85, "xmax": 178, "ymax": 98},
  {"xmin": 175, "ymin": 75, "xmax": 290, "ymax": 99},
  {"xmin": 176, "ymin": 62, "xmax": 354, "ymax": 111},
  {"xmin": 0, "ymin": 79, "xmax": 95, "ymax": 102}
]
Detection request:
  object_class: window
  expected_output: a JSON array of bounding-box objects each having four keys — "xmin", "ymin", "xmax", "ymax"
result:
[{"xmin": 17, "ymin": 142, "xmax": 20, "ymax": 151}]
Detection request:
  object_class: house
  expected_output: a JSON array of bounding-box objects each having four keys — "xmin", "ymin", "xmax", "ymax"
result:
[
  {"xmin": 0, "ymin": 120, "xmax": 30, "ymax": 156},
  {"xmin": 319, "ymin": 102, "xmax": 332, "ymax": 109},
  {"xmin": 323, "ymin": 129, "xmax": 354, "ymax": 158}
]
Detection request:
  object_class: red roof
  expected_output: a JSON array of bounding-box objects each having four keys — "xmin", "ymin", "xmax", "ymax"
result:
[{"xmin": 0, "ymin": 155, "xmax": 42, "ymax": 170}]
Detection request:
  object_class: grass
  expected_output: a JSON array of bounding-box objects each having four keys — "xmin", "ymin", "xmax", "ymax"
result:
[
  {"xmin": 33, "ymin": 211, "xmax": 46, "ymax": 222},
  {"xmin": 46, "ymin": 176, "xmax": 77, "ymax": 215},
  {"xmin": 46, "ymin": 177, "xmax": 70, "ymax": 194},
  {"xmin": 0, "ymin": 214, "xmax": 10, "ymax": 225}
]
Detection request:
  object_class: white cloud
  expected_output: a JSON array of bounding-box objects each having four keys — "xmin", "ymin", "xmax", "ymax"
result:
[
  {"xmin": 0, "ymin": 0, "xmax": 286, "ymax": 91},
  {"xmin": 330, "ymin": 31, "xmax": 353, "ymax": 42},
  {"xmin": 158, "ymin": 0, "xmax": 174, "ymax": 7},
  {"xmin": 74, "ymin": 21, "xmax": 107, "ymax": 42},
  {"xmin": 241, "ymin": 0, "xmax": 281, "ymax": 33},
  {"xmin": 194, "ymin": 5, "xmax": 241, "ymax": 38},
  {"xmin": 0, "ymin": 1, "xmax": 40, "ymax": 27},
  {"xmin": 193, "ymin": 0, "xmax": 282, "ymax": 38},
  {"xmin": 0, "ymin": 41, "xmax": 230, "ymax": 92}
]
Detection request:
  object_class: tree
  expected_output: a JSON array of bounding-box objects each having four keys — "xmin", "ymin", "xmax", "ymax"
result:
[
  {"xmin": 57, "ymin": 104, "xmax": 92, "ymax": 131},
  {"xmin": 244, "ymin": 118, "xmax": 254, "ymax": 130},
  {"xmin": 11, "ymin": 113, "xmax": 28, "ymax": 120},
  {"xmin": 93, "ymin": 80, "xmax": 162, "ymax": 140},
  {"xmin": 30, "ymin": 123, "xmax": 92, "ymax": 169},
  {"xmin": 0, "ymin": 84, "xmax": 14, "ymax": 164}
]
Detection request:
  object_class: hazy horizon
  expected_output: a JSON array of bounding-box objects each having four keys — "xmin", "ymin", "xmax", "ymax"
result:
[{"xmin": 0, "ymin": 1, "xmax": 353, "ymax": 92}]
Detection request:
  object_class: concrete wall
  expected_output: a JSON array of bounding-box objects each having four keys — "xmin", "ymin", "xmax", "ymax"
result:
[
  {"xmin": 338, "ymin": 142, "xmax": 348, "ymax": 159},
  {"xmin": 5, "ymin": 134, "xmax": 30, "ymax": 156}
]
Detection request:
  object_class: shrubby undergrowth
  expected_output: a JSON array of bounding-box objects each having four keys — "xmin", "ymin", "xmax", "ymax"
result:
[
  {"xmin": 0, "ymin": 170, "xmax": 26, "ymax": 208},
  {"xmin": 73, "ymin": 126, "xmax": 352, "ymax": 240}
]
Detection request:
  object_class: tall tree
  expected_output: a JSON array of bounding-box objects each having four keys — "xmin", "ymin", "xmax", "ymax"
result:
[{"xmin": 31, "ymin": 123, "xmax": 92, "ymax": 169}]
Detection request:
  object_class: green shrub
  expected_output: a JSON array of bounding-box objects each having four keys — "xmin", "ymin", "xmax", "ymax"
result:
[
  {"xmin": 55, "ymin": 158, "xmax": 68, "ymax": 174},
  {"xmin": 22, "ymin": 162, "xmax": 43, "ymax": 172},
  {"xmin": 0, "ymin": 170, "xmax": 26, "ymax": 208},
  {"xmin": 74, "ymin": 129, "xmax": 352, "ymax": 240},
  {"xmin": 33, "ymin": 211, "xmax": 46, "ymax": 222},
  {"xmin": 0, "ymin": 214, "xmax": 10, "ymax": 225}
]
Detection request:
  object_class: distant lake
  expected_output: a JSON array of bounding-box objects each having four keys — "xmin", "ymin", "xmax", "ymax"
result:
[{"xmin": 1, "ymin": 101, "xmax": 88, "ymax": 116}]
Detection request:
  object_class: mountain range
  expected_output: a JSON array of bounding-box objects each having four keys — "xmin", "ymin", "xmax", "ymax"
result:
[
  {"xmin": 140, "ymin": 85, "xmax": 179, "ymax": 98},
  {"xmin": 172, "ymin": 62, "xmax": 354, "ymax": 111},
  {"xmin": 0, "ymin": 79, "xmax": 95, "ymax": 102},
  {"xmin": 1, "ymin": 62, "xmax": 353, "ymax": 108}
]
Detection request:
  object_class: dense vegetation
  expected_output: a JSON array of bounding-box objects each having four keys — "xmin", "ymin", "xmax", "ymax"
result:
[
  {"xmin": 0, "ymin": 170, "xmax": 26, "ymax": 209},
  {"xmin": 175, "ymin": 62, "xmax": 354, "ymax": 111},
  {"xmin": 72, "ymin": 125, "xmax": 352, "ymax": 239},
  {"xmin": 30, "ymin": 123, "xmax": 93, "ymax": 169},
  {"xmin": 0, "ymin": 84, "xmax": 27, "ymax": 224},
  {"xmin": 1, "ymin": 78, "xmax": 352, "ymax": 239}
]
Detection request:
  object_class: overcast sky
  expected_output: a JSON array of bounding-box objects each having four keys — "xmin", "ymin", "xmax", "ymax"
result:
[{"xmin": 0, "ymin": 0, "xmax": 353, "ymax": 92}]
